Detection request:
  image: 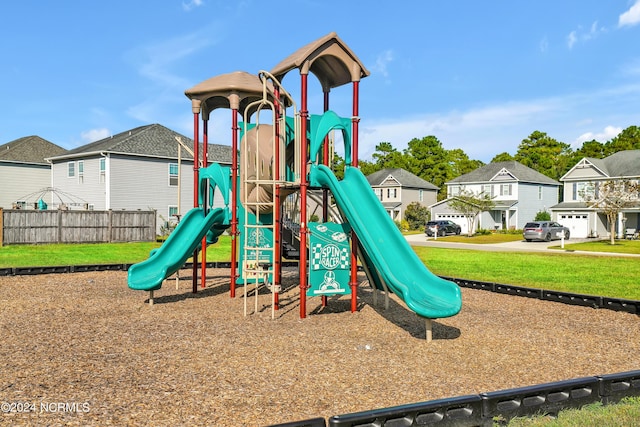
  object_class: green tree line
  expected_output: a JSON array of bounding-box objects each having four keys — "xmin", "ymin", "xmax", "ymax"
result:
[{"xmin": 335, "ymin": 125, "xmax": 640, "ymax": 201}]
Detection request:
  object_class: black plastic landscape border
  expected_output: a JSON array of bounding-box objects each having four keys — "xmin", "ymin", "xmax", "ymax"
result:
[
  {"xmin": 442, "ymin": 276, "xmax": 640, "ymax": 315},
  {"xmin": 268, "ymin": 370, "xmax": 640, "ymax": 427}
]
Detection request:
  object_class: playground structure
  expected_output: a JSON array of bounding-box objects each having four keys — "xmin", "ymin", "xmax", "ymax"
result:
[{"xmin": 127, "ymin": 32, "xmax": 462, "ymax": 339}]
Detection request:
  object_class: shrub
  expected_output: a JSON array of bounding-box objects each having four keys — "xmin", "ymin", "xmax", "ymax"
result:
[
  {"xmin": 404, "ymin": 202, "xmax": 430, "ymax": 230},
  {"xmin": 534, "ymin": 209, "xmax": 551, "ymax": 221},
  {"xmin": 475, "ymin": 228, "xmax": 492, "ymax": 235},
  {"xmin": 395, "ymin": 219, "xmax": 410, "ymax": 232}
]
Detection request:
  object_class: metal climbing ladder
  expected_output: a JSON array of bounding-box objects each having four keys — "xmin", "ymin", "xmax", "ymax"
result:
[{"xmin": 241, "ymin": 71, "xmax": 299, "ymax": 319}]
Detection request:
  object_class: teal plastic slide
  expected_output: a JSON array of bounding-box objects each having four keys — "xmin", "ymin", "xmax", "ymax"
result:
[
  {"xmin": 309, "ymin": 164, "xmax": 462, "ymax": 319},
  {"xmin": 127, "ymin": 207, "xmax": 228, "ymax": 291}
]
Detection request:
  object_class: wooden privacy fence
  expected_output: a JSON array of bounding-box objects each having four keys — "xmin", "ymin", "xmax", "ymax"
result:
[{"xmin": 0, "ymin": 208, "xmax": 156, "ymax": 246}]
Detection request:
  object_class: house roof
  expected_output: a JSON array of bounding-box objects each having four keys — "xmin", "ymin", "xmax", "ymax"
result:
[
  {"xmin": 46, "ymin": 124, "xmax": 234, "ymax": 164},
  {"xmin": 447, "ymin": 161, "xmax": 559, "ymax": 186},
  {"xmin": 366, "ymin": 168, "xmax": 439, "ymax": 190},
  {"xmin": 563, "ymin": 150, "xmax": 640, "ymax": 180},
  {"xmin": 551, "ymin": 201, "xmax": 591, "ymax": 210},
  {"xmin": 0, "ymin": 136, "xmax": 66, "ymax": 165}
]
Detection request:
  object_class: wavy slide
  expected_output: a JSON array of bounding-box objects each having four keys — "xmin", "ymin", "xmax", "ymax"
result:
[
  {"xmin": 128, "ymin": 207, "xmax": 228, "ymax": 292},
  {"xmin": 310, "ymin": 164, "xmax": 462, "ymax": 319}
]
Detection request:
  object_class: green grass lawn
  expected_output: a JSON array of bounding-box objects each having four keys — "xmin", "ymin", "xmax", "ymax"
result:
[
  {"xmin": 504, "ymin": 397, "xmax": 640, "ymax": 427},
  {"xmin": 0, "ymin": 237, "xmax": 232, "ymax": 268},
  {"xmin": 441, "ymin": 233, "xmax": 524, "ymax": 244},
  {"xmin": 413, "ymin": 246, "xmax": 640, "ymax": 300},
  {"xmin": 555, "ymin": 238, "xmax": 640, "ymax": 254}
]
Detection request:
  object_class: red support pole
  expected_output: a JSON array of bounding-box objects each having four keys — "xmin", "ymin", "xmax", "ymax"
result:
[
  {"xmin": 321, "ymin": 90, "xmax": 330, "ymax": 308},
  {"xmin": 200, "ymin": 118, "xmax": 208, "ymax": 289},
  {"xmin": 230, "ymin": 108, "xmax": 239, "ymax": 297},
  {"xmin": 350, "ymin": 81, "xmax": 360, "ymax": 312},
  {"xmin": 273, "ymin": 87, "xmax": 282, "ymax": 310},
  {"xmin": 192, "ymin": 112, "xmax": 200, "ymax": 294},
  {"xmin": 299, "ymin": 73, "xmax": 309, "ymax": 319}
]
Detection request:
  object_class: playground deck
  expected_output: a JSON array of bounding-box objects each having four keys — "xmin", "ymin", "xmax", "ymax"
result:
[{"xmin": 2, "ymin": 269, "xmax": 639, "ymax": 426}]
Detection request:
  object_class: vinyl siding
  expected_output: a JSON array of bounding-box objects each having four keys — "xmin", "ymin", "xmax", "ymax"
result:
[
  {"xmin": 0, "ymin": 162, "xmax": 52, "ymax": 208},
  {"xmin": 109, "ymin": 155, "xmax": 195, "ymax": 215},
  {"xmin": 50, "ymin": 156, "xmax": 103, "ymax": 209},
  {"xmin": 517, "ymin": 183, "xmax": 557, "ymax": 227},
  {"xmin": 50, "ymin": 152, "xmax": 233, "ymax": 234}
]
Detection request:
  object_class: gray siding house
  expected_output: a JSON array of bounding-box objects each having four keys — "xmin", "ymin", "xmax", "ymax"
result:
[
  {"xmin": 46, "ymin": 124, "xmax": 233, "ymax": 233},
  {"xmin": 553, "ymin": 150, "xmax": 640, "ymax": 238},
  {"xmin": 431, "ymin": 161, "xmax": 560, "ymax": 234},
  {"xmin": 0, "ymin": 136, "xmax": 67, "ymax": 209},
  {"xmin": 366, "ymin": 168, "xmax": 439, "ymax": 222}
]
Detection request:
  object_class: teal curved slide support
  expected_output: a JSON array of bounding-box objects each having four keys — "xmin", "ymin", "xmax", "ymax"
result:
[
  {"xmin": 309, "ymin": 111, "xmax": 352, "ymax": 165},
  {"xmin": 199, "ymin": 163, "xmax": 231, "ymax": 207},
  {"xmin": 127, "ymin": 207, "xmax": 228, "ymax": 292},
  {"xmin": 309, "ymin": 164, "xmax": 462, "ymax": 319}
]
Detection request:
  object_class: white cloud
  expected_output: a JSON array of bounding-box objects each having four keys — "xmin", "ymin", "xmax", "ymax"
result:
[
  {"xmin": 539, "ymin": 36, "xmax": 549, "ymax": 53},
  {"xmin": 122, "ymin": 26, "xmax": 221, "ymax": 127},
  {"xmin": 182, "ymin": 0, "xmax": 204, "ymax": 12},
  {"xmin": 358, "ymin": 83, "xmax": 640, "ymax": 162},
  {"xmin": 370, "ymin": 50, "xmax": 394, "ymax": 78},
  {"xmin": 81, "ymin": 128, "xmax": 111, "ymax": 143},
  {"xmin": 359, "ymin": 99, "xmax": 561, "ymax": 161},
  {"xmin": 131, "ymin": 33, "xmax": 213, "ymax": 88},
  {"xmin": 619, "ymin": 0, "xmax": 640, "ymax": 27},
  {"xmin": 567, "ymin": 21, "xmax": 606, "ymax": 49},
  {"xmin": 567, "ymin": 31, "xmax": 578, "ymax": 49},
  {"xmin": 573, "ymin": 125, "xmax": 622, "ymax": 147},
  {"xmin": 620, "ymin": 58, "xmax": 640, "ymax": 76}
]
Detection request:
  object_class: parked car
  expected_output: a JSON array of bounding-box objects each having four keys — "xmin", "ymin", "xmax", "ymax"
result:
[
  {"xmin": 523, "ymin": 221, "xmax": 570, "ymax": 242},
  {"xmin": 425, "ymin": 220, "xmax": 461, "ymax": 237}
]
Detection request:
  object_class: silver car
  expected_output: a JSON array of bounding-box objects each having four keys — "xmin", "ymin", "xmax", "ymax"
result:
[{"xmin": 523, "ymin": 221, "xmax": 570, "ymax": 242}]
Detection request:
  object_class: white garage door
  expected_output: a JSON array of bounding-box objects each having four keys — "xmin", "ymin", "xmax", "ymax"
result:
[
  {"xmin": 436, "ymin": 214, "xmax": 468, "ymax": 234},
  {"xmin": 558, "ymin": 214, "xmax": 589, "ymax": 238}
]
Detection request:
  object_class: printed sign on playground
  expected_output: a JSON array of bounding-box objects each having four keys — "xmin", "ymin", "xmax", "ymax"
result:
[
  {"xmin": 238, "ymin": 223, "xmax": 274, "ymax": 283},
  {"xmin": 308, "ymin": 222, "xmax": 351, "ymax": 296}
]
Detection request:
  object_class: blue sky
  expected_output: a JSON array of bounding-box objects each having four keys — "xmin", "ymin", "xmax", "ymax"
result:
[{"xmin": 2, "ymin": 1, "xmax": 640, "ymax": 163}]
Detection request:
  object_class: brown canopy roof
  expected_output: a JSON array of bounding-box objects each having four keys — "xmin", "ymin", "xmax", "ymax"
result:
[
  {"xmin": 270, "ymin": 32, "xmax": 370, "ymax": 91},
  {"xmin": 184, "ymin": 71, "xmax": 275, "ymax": 118}
]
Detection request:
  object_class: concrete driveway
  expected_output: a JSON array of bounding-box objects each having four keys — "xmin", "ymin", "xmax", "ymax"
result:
[{"xmin": 403, "ymin": 233, "xmax": 640, "ymax": 257}]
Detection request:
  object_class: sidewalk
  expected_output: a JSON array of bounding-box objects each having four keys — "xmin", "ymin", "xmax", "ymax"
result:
[{"xmin": 404, "ymin": 233, "xmax": 640, "ymax": 257}]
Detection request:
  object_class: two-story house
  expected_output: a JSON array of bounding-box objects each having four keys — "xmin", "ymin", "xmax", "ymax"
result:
[
  {"xmin": 552, "ymin": 149, "xmax": 640, "ymax": 239},
  {"xmin": 366, "ymin": 168, "xmax": 439, "ymax": 222},
  {"xmin": 431, "ymin": 161, "xmax": 560, "ymax": 234},
  {"xmin": 45, "ymin": 124, "xmax": 233, "ymax": 233},
  {"xmin": 0, "ymin": 136, "xmax": 67, "ymax": 209}
]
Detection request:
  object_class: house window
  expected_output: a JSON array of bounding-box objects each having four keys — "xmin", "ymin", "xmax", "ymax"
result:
[
  {"xmin": 387, "ymin": 188, "xmax": 397, "ymax": 199},
  {"xmin": 450, "ymin": 185, "xmax": 460, "ymax": 196},
  {"xmin": 419, "ymin": 190, "xmax": 423, "ymax": 202},
  {"xmin": 169, "ymin": 163, "xmax": 179, "ymax": 186},
  {"xmin": 169, "ymin": 206, "xmax": 179, "ymax": 218},
  {"xmin": 538, "ymin": 186, "xmax": 543, "ymax": 200},
  {"xmin": 575, "ymin": 182, "xmax": 595, "ymax": 200},
  {"xmin": 500, "ymin": 184, "xmax": 512, "ymax": 196},
  {"xmin": 67, "ymin": 162, "xmax": 75, "ymax": 178},
  {"xmin": 78, "ymin": 160, "xmax": 84, "ymax": 183},
  {"xmin": 376, "ymin": 188, "xmax": 383, "ymax": 201},
  {"xmin": 483, "ymin": 184, "xmax": 493, "ymax": 197},
  {"xmin": 87, "ymin": 204, "xmax": 95, "ymax": 211},
  {"xmin": 99, "ymin": 158, "xmax": 106, "ymax": 183}
]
